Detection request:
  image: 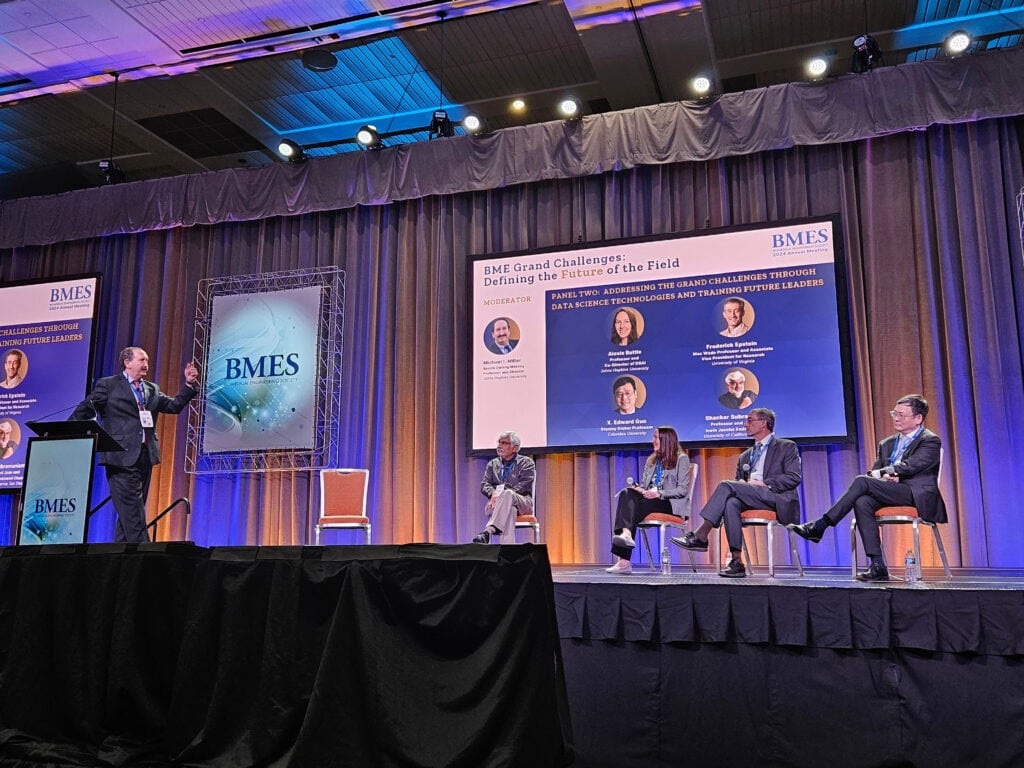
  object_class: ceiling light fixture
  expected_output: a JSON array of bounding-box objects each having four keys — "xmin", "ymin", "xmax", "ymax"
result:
[
  {"xmin": 806, "ymin": 56, "xmax": 829, "ymax": 80},
  {"xmin": 430, "ymin": 109, "xmax": 454, "ymax": 138},
  {"xmin": 557, "ymin": 97, "xmax": 583, "ymax": 121},
  {"xmin": 944, "ymin": 30, "xmax": 972, "ymax": 56},
  {"xmin": 301, "ymin": 47, "xmax": 337, "ymax": 73},
  {"xmin": 689, "ymin": 74, "xmax": 715, "ymax": 100},
  {"xmin": 462, "ymin": 113, "xmax": 485, "ymax": 135},
  {"xmin": 510, "ymin": 98, "xmax": 526, "ymax": 113},
  {"xmin": 101, "ymin": 72, "xmax": 125, "ymax": 185},
  {"xmin": 356, "ymin": 125, "xmax": 383, "ymax": 149},
  {"xmin": 277, "ymin": 139, "xmax": 305, "ymax": 162},
  {"xmin": 850, "ymin": 34, "xmax": 883, "ymax": 73}
]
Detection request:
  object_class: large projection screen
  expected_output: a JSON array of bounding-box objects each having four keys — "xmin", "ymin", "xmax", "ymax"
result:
[
  {"xmin": 470, "ymin": 217, "xmax": 855, "ymax": 453},
  {"xmin": 0, "ymin": 275, "xmax": 100, "ymax": 489}
]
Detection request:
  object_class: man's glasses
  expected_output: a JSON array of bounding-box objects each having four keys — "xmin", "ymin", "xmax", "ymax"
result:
[{"xmin": 889, "ymin": 410, "xmax": 915, "ymax": 419}]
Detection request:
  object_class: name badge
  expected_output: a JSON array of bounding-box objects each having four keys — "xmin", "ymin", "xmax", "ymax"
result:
[
  {"xmin": 494, "ymin": 484, "xmax": 505, "ymax": 495},
  {"xmin": 139, "ymin": 410, "xmax": 154, "ymax": 428}
]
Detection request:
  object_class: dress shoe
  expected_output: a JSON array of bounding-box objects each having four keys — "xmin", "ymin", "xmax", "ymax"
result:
[
  {"xmin": 670, "ymin": 531, "xmax": 709, "ymax": 551},
  {"xmin": 719, "ymin": 558, "xmax": 746, "ymax": 578},
  {"xmin": 605, "ymin": 560, "xmax": 633, "ymax": 575},
  {"xmin": 788, "ymin": 521, "xmax": 824, "ymax": 543},
  {"xmin": 472, "ymin": 530, "xmax": 491, "ymax": 544},
  {"xmin": 611, "ymin": 530, "xmax": 636, "ymax": 549},
  {"xmin": 855, "ymin": 563, "xmax": 890, "ymax": 582}
]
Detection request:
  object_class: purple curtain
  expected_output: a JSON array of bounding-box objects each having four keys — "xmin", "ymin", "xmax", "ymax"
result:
[{"xmin": 1, "ymin": 117, "xmax": 1022, "ymax": 569}]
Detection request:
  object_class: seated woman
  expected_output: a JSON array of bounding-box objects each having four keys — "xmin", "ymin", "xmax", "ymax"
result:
[{"xmin": 606, "ymin": 426, "xmax": 691, "ymax": 574}]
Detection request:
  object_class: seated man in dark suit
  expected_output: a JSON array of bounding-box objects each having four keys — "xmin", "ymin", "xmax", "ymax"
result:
[
  {"xmin": 790, "ymin": 393, "xmax": 946, "ymax": 582},
  {"xmin": 672, "ymin": 407, "xmax": 801, "ymax": 578}
]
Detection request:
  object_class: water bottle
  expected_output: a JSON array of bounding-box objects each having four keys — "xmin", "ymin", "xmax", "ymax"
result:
[
  {"xmin": 661, "ymin": 547, "xmax": 672, "ymax": 575},
  {"xmin": 904, "ymin": 549, "xmax": 917, "ymax": 582}
]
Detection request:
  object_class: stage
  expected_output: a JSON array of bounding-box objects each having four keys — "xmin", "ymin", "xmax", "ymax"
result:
[
  {"xmin": 1, "ymin": 545, "xmax": 1022, "ymax": 768},
  {"xmin": 553, "ymin": 562, "xmax": 1024, "ymax": 768}
]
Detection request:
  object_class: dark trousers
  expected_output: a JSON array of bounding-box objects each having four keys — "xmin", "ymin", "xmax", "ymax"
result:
[
  {"xmin": 823, "ymin": 475, "xmax": 914, "ymax": 561},
  {"xmin": 699, "ymin": 481, "xmax": 783, "ymax": 553},
  {"xmin": 610, "ymin": 489, "xmax": 672, "ymax": 560},
  {"xmin": 105, "ymin": 450, "xmax": 153, "ymax": 543}
]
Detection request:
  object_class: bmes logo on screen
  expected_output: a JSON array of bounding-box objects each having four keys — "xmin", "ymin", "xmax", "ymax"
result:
[
  {"xmin": 35, "ymin": 497, "xmax": 77, "ymax": 514},
  {"xmin": 49, "ymin": 283, "xmax": 93, "ymax": 304},
  {"xmin": 771, "ymin": 227, "xmax": 830, "ymax": 249},
  {"xmin": 225, "ymin": 353, "xmax": 300, "ymax": 380}
]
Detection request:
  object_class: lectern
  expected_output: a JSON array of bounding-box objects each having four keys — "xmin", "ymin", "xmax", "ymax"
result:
[{"xmin": 17, "ymin": 419, "xmax": 123, "ymax": 545}]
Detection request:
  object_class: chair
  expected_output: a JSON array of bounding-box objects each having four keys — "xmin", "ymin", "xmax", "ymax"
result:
[
  {"xmin": 316, "ymin": 468, "xmax": 371, "ymax": 545},
  {"xmin": 637, "ymin": 463, "xmax": 699, "ymax": 572},
  {"xmin": 850, "ymin": 450, "xmax": 950, "ymax": 580},
  {"xmin": 514, "ymin": 514, "xmax": 541, "ymax": 543},
  {"xmin": 728, "ymin": 508, "xmax": 804, "ymax": 577}
]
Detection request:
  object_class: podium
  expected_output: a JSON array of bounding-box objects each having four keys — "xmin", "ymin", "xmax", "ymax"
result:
[{"xmin": 17, "ymin": 419, "xmax": 124, "ymax": 545}]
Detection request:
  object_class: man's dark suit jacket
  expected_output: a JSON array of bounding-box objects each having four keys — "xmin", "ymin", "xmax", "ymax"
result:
[
  {"xmin": 486, "ymin": 339, "xmax": 518, "ymax": 355},
  {"xmin": 732, "ymin": 438, "xmax": 802, "ymax": 524},
  {"xmin": 71, "ymin": 374, "xmax": 197, "ymax": 466},
  {"xmin": 872, "ymin": 428, "xmax": 947, "ymax": 523}
]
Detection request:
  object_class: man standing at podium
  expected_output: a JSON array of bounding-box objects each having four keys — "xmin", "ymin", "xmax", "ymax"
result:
[{"xmin": 72, "ymin": 346, "xmax": 200, "ymax": 543}]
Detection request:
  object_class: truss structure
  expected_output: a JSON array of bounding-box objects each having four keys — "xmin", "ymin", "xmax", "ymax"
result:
[
  {"xmin": 1018, "ymin": 187, "xmax": 1024, "ymax": 267},
  {"xmin": 185, "ymin": 266, "xmax": 344, "ymax": 474}
]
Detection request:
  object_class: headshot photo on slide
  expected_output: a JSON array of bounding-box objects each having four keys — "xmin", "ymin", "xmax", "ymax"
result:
[
  {"xmin": 718, "ymin": 297, "xmax": 755, "ymax": 338},
  {"xmin": 1, "ymin": 348, "xmax": 27, "ymax": 389},
  {"xmin": 485, "ymin": 317, "xmax": 520, "ymax": 355},
  {"xmin": 609, "ymin": 306, "xmax": 644, "ymax": 347},
  {"xmin": 612, "ymin": 374, "xmax": 646, "ymax": 414},
  {"xmin": 718, "ymin": 368, "xmax": 759, "ymax": 410},
  {"xmin": 0, "ymin": 418, "xmax": 20, "ymax": 460}
]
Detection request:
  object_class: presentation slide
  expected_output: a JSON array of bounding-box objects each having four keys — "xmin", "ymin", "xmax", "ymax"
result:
[
  {"xmin": 0, "ymin": 276, "xmax": 99, "ymax": 490},
  {"xmin": 201, "ymin": 285, "xmax": 321, "ymax": 454},
  {"xmin": 470, "ymin": 217, "xmax": 854, "ymax": 452}
]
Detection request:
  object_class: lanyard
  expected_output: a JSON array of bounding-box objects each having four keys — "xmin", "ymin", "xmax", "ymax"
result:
[
  {"xmin": 653, "ymin": 459, "xmax": 662, "ymax": 487},
  {"xmin": 498, "ymin": 460, "xmax": 514, "ymax": 483}
]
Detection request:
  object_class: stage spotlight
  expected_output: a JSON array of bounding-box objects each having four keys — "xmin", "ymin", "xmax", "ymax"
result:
[
  {"xmin": 690, "ymin": 74, "xmax": 714, "ymax": 99},
  {"xmin": 277, "ymin": 139, "xmax": 304, "ymax": 162},
  {"xmin": 806, "ymin": 56, "xmax": 828, "ymax": 80},
  {"xmin": 430, "ymin": 109, "xmax": 454, "ymax": 138},
  {"xmin": 944, "ymin": 30, "xmax": 972, "ymax": 56},
  {"xmin": 356, "ymin": 125, "xmax": 383, "ymax": 150},
  {"xmin": 557, "ymin": 97, "xmax": 583, "ymax": 121},
  {"xmin": 850, "ymin": 34, "xmax": 883, "ymax": 73},
  {"xmin": 462, "ymin": 113, "xmax": 485, "ymax": 135}
]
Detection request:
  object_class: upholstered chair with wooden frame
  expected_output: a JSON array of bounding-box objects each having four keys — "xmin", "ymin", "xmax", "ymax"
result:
[{"xmin": 316, "ymin": 468, "xmax": 371, "ymax": 545}]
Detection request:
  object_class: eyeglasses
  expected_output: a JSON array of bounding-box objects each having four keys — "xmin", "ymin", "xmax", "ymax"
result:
[{"xmin": 889, "ymin": 410, "xmax": 916, "ymax": 419}]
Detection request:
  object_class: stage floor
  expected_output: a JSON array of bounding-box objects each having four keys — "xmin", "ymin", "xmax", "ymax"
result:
[{"xmin": 552, "ymin": 563, "xmax": 1024, "ymax": 590}]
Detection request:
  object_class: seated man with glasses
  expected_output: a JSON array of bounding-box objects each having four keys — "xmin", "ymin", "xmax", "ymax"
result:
[
  {"xmin": 672, "ymin": 407, "xmax": 802, "ymax": 578},
  {"xmin": 789, "ymin": 394, "xmax": 946, "ymax": 582}
]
